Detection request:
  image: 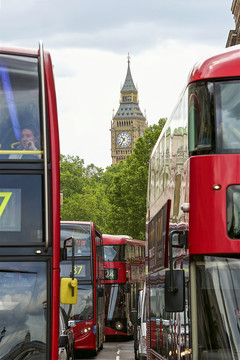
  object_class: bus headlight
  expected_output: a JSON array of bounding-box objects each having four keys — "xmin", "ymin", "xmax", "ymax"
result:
[
  {"xmin": 115, "ymin": 322, "xmax": 123, "ymax": 331},
  {"xmin": 80, "ymin": 327, "xmax": 92, "ymax": 334}
]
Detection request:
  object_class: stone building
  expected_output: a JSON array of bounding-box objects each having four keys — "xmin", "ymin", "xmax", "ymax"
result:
[{"xmin": 226, "ymin": 0, "xmax": 240, "ymax": 47}]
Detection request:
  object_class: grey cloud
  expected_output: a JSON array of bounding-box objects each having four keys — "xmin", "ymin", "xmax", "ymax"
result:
[{"xmin": 0, "ymin": 0, "xmax": 234, "ymax": 52}]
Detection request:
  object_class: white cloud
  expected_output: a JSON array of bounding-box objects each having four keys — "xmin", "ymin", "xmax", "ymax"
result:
[
  {"xmin": 0, "ymin": 0, "xmax": 235, "ymax": 168},
  {"xmin": 52, "ymin": 41, "xmax": 226, "ymax": 168}
]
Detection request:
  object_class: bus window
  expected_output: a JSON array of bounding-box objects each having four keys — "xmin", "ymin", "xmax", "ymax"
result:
[
  {"xmin": 104, "ymin": 245, "xmax": 121, "ymax": 261},
  {"xmin": 0, "ymin": 261, "xmax": 47, "ymax": 358},
  {"xmin": 0, "ymin": 174, "xmax": 43, "ymax": 243},
  {"xmin": 62, "ymin": 284, "xmax": 93, "ymax": 322},
  {"xmin": 215, "ymin": 81, "xmax": 240, "ymax": 153},
  {"xmin": 60, "ymin": 223, "xmax": 91, "ymax": 256},
  {"xmin": 188, "ymin": 82, "xmax": 214, "ymax": 155},
  {"xmin": 227, "ymin": 185, "xmax": 240, "ymax": 239},
  {"xmin": 0, "ymin": 54, "xmax": 42, "ymax": 159}
]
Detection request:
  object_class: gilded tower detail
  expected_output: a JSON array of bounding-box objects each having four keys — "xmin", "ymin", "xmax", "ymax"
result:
[{"xmin": 111, "ymin": 55, "xmax": 147, "ymax": 165}]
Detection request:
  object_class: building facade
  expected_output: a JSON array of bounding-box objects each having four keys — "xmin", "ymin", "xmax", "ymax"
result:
[
  {"xmin": 226, "ymin": 0, "xmax": 240, "ymax": 47},
  {"xmin": 111, "ymin": 56, "xmax": 147, "ymax": 165}
]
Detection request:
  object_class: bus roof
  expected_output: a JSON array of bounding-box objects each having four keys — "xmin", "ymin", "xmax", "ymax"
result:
[
  {"xmin": 0, "ymin": 46, "xmax": 39, "ymax": 56},
  {"xmin": 103, "ymin": 234, "xmax": 145, "ymax": 247},
  {"xmin": 61, "ymin": 221, "xmax": 91, "ymax": 226},
  {"xmin": 188, "ymin": 45, "xmax": 240, "ymax": 83}
]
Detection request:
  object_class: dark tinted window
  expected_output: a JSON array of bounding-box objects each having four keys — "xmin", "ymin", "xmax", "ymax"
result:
[
  {"xmin": 0, "ymin": 174, "xmax": 43, "ymax": 243},
  {"xmin": 60, "ymin": 259, "xmax": 91, "ymax": 281},
  {"xmin": 227, "ymin": 185, "xmax": 240, "ymax": 239},
  {"xmin": 188, "ymin": 82, "xmax": 215, "ymax": 155}
]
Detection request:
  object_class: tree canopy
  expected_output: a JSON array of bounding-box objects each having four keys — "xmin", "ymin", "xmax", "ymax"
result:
[{"xmin": 60, "ymin": 118, "xmax": 166, "ymax": 240}]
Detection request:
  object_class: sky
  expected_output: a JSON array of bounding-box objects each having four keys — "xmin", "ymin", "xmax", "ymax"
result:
[{"xmin": 0, "ymin": 0, "xmax": 235, "ymax": 168}]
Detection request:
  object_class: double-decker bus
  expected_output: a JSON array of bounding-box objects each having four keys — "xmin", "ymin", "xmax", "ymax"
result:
[
  {"xmin": 146, "ymin": 46, "xmax": 240, "ymax": 360},
  {"xmin": 0, "ymin": 43, "xmax": 60, "ymax": 359},
  {"xmin": 103, "ymin": 234, "xmax": 145, "ymax": 337},
  {"xmin": 60, "ymin": 221, "xmax": 105, "ymax": 354}
]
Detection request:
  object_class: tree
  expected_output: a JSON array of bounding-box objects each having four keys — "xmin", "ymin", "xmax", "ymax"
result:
[
  {"xmin": 106, "ymin": 119, "xmax": 166, "ymax": 239},
  {"xmin": 60, "ymin": 155, "xmax": 110, "ymax": 230},
  {"xmin": 60, "ymin": 119, "xmax": 166, "ymax": 238}
]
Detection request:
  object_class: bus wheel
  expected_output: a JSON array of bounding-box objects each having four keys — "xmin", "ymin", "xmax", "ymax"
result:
[
  {"xmin": 135, "ymin": 348, "xmax": 139, "ymax": 360},
  {"xmin": 91, "ymin": 349, "xmax": 98, "ymax": 356}
]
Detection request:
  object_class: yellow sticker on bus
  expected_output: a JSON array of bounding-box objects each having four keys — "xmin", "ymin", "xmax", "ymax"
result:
[{"xmin": 0, "ymin": 192, "xmax": 12, "ymax": 217}]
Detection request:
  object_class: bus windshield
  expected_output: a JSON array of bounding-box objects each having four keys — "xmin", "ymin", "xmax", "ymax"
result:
[
  {"xmin": 62, "ymin": 284, "xmax": 93, "ymax": 322},
  {"xmin": 188, "ymin": 80, "xmax": 240, "ymax": 155},
  {"xmin": 0, "ymin": 54, "xmax": 42, "ymax": 159},
  {"xmin": 0, "ymin": 261, "xmax": 47, "ymax": 359},
  {"xmin": 195, "ymin": 256, "xmax": 240, "ymax": 359},
  {"xmin": 103, "ymin": 245, "xmax": 122, "ymax": 261},
  {"xmin": 105, "ymin": 284, "xmax": 126, "ymax": 319},
  {"xmin": 60, "ymin": 223, "xmax": 91, "ymax": 256}
]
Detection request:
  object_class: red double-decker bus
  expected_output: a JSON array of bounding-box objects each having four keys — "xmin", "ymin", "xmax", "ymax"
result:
[
  {"xmin": 103, "ymin": 234, "xmax": 145, "ymax": 338},
  {"xmin": 60, "ymin": 221, "xmax": 105, "ymax": 355},
  {"xmin": 146, "ymin": 47, "xmax": 240, "ymax": 360},
  {"xmin": 0, "ymin": 43, "xmax": 60, "ymax": 359}
]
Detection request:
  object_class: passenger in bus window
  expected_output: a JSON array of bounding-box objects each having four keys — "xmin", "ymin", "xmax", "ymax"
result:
[{"xmin": 9, "ymin": 125, "xmax": 41, "ymax": 159}]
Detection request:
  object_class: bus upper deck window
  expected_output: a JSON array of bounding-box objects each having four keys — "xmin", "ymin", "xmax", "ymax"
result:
[
  {"xmin": 215, "ymin": 81, "xmax": 240, "ymax": 154},
  {"xmin": 188, "ymin": 82, "xmax": 214, "ymax": 155},
  {"xmin": 227, "ymin": 185, "xmax": 240, "ymax": 239},
  {"xmin": 0, "ymin": 54, "xmax": 43, "ymax": 159}
]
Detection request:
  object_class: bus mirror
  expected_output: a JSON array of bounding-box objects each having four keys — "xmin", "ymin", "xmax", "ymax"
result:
[
  {"xmin": 97, "ymin": 287, "xmax": 104, "ymax": 297},
  {"xmin": 60, "ymin": 278, "xmax": 78, "ymax": 304},
  {"xmin": 60, "ymin": 247, "xmax": 67, "ymax": 261},
  {"xmin": 165, "ymin": 269, "xmax": 185, "ymax": 312},
  {"xmin": 59, "ymin": 334, "xmax": 68, "ymax": 347},
  {"xmin": 130, "ymin": 309, "xmax": 138, "ymax": 326}
]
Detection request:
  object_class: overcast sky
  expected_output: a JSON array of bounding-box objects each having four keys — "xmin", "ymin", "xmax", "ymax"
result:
[{"xmin": 0, "ymin": 0, "xmax": 235, "ymax": 168}]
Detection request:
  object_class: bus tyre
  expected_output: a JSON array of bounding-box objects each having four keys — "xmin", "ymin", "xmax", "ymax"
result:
[{"xmin": 135, "ymin": 348, "xmax": 139, "ymax": 360}]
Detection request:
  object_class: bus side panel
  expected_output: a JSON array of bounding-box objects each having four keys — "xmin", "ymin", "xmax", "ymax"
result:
[
  {"xmin": 189, "ymin": 155, "xmax": 240, "ymax": 254},
  {"xmin": 44, "ymin": 52, "xmax": 60, "ymax": 360},
  {"xmin": 51, "ymin": 268, "xmax": 60, "ymax": 358}
]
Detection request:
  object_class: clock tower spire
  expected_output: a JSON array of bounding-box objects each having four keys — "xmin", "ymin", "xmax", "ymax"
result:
[{"xmin": 111, "ymin": 55, "xmax": 147, "ymax": 165}]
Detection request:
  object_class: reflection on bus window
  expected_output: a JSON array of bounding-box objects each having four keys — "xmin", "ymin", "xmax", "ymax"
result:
[
  {"xmin": 60, "ymin": 223, "xmax": 91, "ymax": 256},
  {"xmin": 105, "ymin": 284, "xmax": 126, "ymax": 319},
  {"xmin": 103, "ymin": 245, "xmax": 122, "ymax": 261},
  {"xmin": 0, "ymin": 261, "xmax": 47, "ymax": 358},
  {"xmin": 62, "ymin": 285, "xmax": 93, "ymax": 322},
  {"xmin": 188, "ymin": 82, "xmax": 214, "ymax": 155},
  {"xmin": 0, "ymin": 54, "xmax": 42, "ymax": 159},
  {"xmin": 216, "ymin": 81, "xmax": 240, "ymax": 153},
  {"xmin": 227, "ymin": 185, "xmax": 240, "ymax": 239},
  {"xmin": 196, "ymin": 256, "xmax": 240, "ymax": 359}
]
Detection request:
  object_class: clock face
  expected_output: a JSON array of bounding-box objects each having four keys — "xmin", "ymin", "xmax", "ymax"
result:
[{"xmin": 116, "ymin": 131, "xmax": 131, "ymax": 147}]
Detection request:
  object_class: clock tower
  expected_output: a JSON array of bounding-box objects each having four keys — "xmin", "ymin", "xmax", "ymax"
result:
[{"xmin": 111, "ymin": 55, "xmax": 147, "ymax": 165}]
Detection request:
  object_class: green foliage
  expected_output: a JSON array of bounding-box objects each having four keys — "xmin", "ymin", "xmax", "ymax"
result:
[
  {"xmin": 106, "ymin": 119, "xmax": 166, "ymax": 239},
  {"xmin": 60, "ymin": 155, "xmax": 109, "ymax": 229},
  {"xmin": 60, "ymin": 119, "xmax": 166, "ymax": 239}
]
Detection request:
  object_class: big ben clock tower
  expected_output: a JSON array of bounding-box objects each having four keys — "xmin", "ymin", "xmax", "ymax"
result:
[{"xmin": 111, "ymin": 55, "xmax": 147, "ymax": 165}]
